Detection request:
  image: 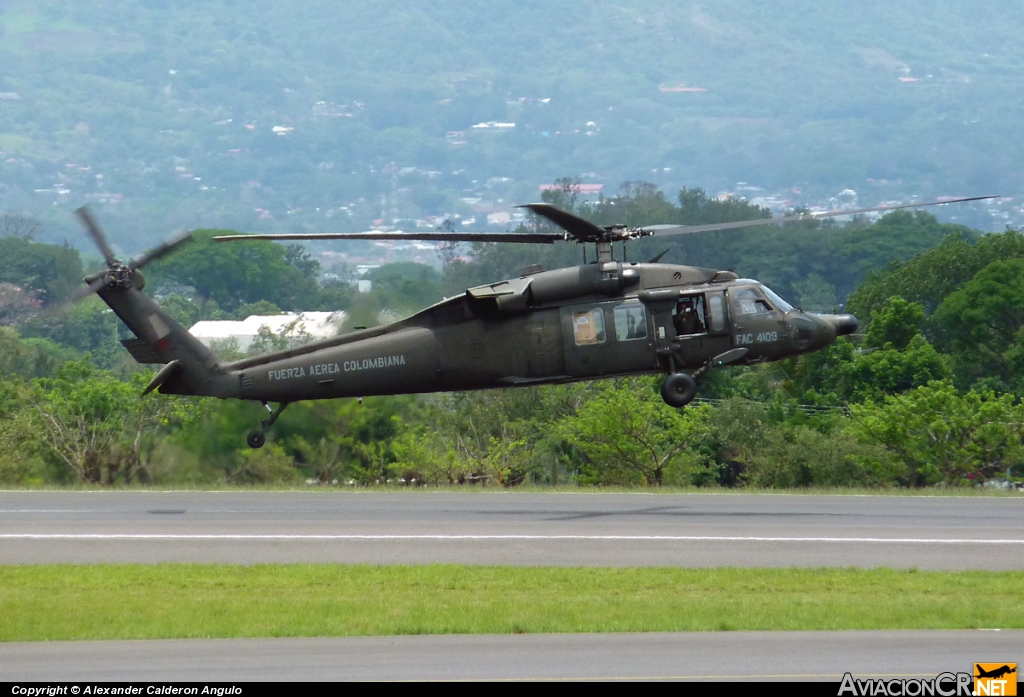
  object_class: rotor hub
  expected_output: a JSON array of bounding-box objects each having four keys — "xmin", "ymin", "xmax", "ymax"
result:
[
  {"xmin": 108, "ymin": 263, "xmax": 136, "ymax": 288},
  {"xmin": 69, "ymin": 206, "xmax": 192, "ymax": 304}
]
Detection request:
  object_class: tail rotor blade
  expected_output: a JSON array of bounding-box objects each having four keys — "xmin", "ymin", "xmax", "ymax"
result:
[
  {"xmin": 74, "ymin": 206, "xmax": 118, "ymax": 266},
  {"xmin": 52, "ymin": 275, "xmax": 109, "ymax": 312},
  {"xmin": 128, "ymin": 229, "xmax": 192, "ymax": 270}
]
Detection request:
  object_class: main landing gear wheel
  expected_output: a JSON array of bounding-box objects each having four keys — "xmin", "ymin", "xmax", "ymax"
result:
[
  {"xmin": 661, "ymin": 372, "xmax": 698, "ymax": 408},
  {"xmin": 247, "ymin": 431, "xmax": 266, "ymax": 449}
]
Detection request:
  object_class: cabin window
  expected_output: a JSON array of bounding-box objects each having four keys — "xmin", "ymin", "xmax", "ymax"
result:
[
  {"xmin": 572, "ymin": 309, "xmax": 606, "ymax": 346},
  {"xmin": 708, "ymin": 293, "xmax": 726, "ymax": 332},
  {"xmin": 672, "ymin": 295, "xmax": 707, "ymax": 336},
  {"xmin": 614, "ymin": 303, "xmax": 648, "ymax": 341}
]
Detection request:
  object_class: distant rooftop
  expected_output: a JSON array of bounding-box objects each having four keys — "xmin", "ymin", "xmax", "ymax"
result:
[
  {"xmin": 189, "ymin": 312, "xmax": 346, "ymax": 351},
  {"xmin": 539, "ymin": 183, "xmax": 603, "ymax": 194}
]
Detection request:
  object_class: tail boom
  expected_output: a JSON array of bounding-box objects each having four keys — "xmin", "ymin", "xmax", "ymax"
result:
[{"xmin": 99, "ymin": 284, "xmax": 239, "ymax": 398}]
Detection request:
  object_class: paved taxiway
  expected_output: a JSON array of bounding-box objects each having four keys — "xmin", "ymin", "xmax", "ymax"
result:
[
  {"xmin": 3, "ymin": 493, "xmax": 1022, "ymax": 681},
  {"xmin": 1, "ymin": 630, "xmax": 1020, "ymax": 681},
  {"xmin": 0, "ymin": 491, "xmax": 1021, "ymax": 568}
]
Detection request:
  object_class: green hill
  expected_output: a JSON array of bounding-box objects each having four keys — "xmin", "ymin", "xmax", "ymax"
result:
[{"xmin": 0, "ymin": 0, "xmax": 1018, "ymax": 248}]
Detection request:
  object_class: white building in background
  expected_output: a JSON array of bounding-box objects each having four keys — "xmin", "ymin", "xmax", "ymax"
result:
[{"xmin": 188, "ymin": 312, "xmax": 346, "ymax": 352}]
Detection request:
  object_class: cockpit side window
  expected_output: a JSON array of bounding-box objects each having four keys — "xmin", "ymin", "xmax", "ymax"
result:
[
  {"xmin": 732, "ymin": 287, "xmax": 774, "ymax": 316},
  {"xmin": 760, "ymin": 285, "xmax": 793, "ymax": 313}
]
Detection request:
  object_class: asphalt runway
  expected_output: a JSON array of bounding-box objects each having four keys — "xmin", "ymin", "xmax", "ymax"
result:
[
  {"xmin": 1, "ymin": 491, "xmax": 1022, "ymax": 568},
  {"xmin": 1, "ymin": 630, "xmax": 1020, "ymax": 681}
]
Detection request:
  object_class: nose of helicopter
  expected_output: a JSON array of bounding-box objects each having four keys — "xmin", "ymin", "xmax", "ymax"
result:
[
  {"xmin": 825, "ymin": 313, "xmax": 859, "ymax": 336},
  {"xmin": 787, "ymin": 311, "xmax": 858, "ymax": 352},
  {"xmin": 787, "ymin": 312, "xmax": 858, "ymax": 353}
]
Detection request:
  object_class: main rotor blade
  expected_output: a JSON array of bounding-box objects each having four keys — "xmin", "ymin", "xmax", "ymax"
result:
[
  {"xmin": 212, "ymin": 231, "xmax": 565, "ymax": 244},
  {"xmin": 128, "ymin": 229, "xmax": 193, "ymax": 270},
  {"xmin": 518, "ymin": 203, "xmax": 607, "ymax": 242},
  {"xmin": 74, "ymin": 206, "xmax": 118, "ymax": 266},
  {"xmin": 639, "ymin": 195, "xmax": 1000, "ymax": 237}
]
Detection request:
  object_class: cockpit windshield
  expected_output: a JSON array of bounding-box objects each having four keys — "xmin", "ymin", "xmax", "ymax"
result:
[{"xmin": 760, "ymin": 285, "xmax": 794, "ymax": 313}]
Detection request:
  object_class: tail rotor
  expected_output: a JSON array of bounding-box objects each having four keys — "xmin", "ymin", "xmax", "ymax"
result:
[{"xmin": 66, "ymin": 206, "xmax": 192, "ymax": 304}]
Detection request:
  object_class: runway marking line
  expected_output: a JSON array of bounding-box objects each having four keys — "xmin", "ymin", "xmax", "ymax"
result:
[
  {"xmin": 394, "ymin": 673, "xmax": 940, "ymax": 682},
  {"xmin": 2, "ymin": 534, "xmax": 1024, "ymax": 544}
]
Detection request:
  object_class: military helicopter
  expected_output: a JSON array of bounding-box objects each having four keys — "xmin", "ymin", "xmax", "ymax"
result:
[{"xmin": 71, "ymin": 195, "xmax": 993, "ymax": 448}]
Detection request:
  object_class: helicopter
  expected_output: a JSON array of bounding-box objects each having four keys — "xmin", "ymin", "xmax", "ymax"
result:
[{"xmin": 70, "ymin": 195, "xmax": 994, "ymax": 448}]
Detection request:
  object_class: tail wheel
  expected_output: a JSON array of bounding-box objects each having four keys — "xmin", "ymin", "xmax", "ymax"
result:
[
  {"xmin": 247, "ymin": 431, "xmax": 266, "ymax": 449},
  {"xmin": 661, "ymin": 372, "xmax": 698, "ymax": 408}
]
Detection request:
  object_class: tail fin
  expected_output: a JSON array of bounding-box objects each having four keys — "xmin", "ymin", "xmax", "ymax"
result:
[
  {"xmin": 100, "ymin": 283, "xmax": 238, "ymax": 398},
  {"xmin": 70, "ymin": 206, "xmax": 239, "ymax": 398}
]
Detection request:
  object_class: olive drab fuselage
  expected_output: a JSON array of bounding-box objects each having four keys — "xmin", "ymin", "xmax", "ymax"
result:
[
  {"xmin": 73, "ymin": 198, "xmax": 983, "ymax": 446},
  {"xmin": 194, "ymin": 261, "xmax": 850, "ymax": 404}
]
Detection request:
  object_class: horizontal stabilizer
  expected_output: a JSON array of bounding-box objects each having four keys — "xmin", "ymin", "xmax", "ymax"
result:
[{"xmin": 121, "ymin": 338, "xmax": 166, "ymax": 364}]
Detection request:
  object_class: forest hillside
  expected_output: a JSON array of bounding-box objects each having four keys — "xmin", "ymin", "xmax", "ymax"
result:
[{"xmin": 0, "ymin": 1, "xmax": 1016, "ymax": 247}]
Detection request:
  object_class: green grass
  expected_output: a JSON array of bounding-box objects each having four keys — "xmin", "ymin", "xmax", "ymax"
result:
[{"xmin": 2, "ymin": 565, "xmax": 1022, "ymax": 641}]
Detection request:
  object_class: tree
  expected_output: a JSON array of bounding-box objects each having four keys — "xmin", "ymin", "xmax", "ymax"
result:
[
  {"xmin": 228, "ymin": 445, "xmax": 302, "ymax": 485},
  {"xmin": 675, "ymin": 187, "xmax": 770, "ymax": 226},
  {"xmin": 779, "ymin": 332, "xmax": 950, "ymax": 405},
  {"xmin": 232, "ymin": 300, "xmax": 284, "ymax": 320},
  {"xmin": 0, "ymin": 213, "xmax": 40, "ymax": 240},
  {"xmin": 556, "ymin": 377, "xmax": 710, "ymax": 486},
  {"xmin": 0, "ymin": 282, "xmax": 42, "ymax": 326},
  {"xmin": 159, "ymin": 293, "xmax": 205, "ymax": 328},
  {"xmin": 34, "ymin": 362, "xmax": 193, "ymax": 484},
  {"xmin": 593, "ymin": 181, "xmax": 680, "ymax": 227},
  {"xmin": 284, "ymin": 244, "xmax": 321, "ymax": 277},
  {"xmin": 248, "ymin": 319, "xmax": 313, "ymax": 355},
  {"xmin": 834, "ymin": 211, "xmax": 972, "ymax": 292},
  {"xmin": 0, "ymin": 327, "xmax": 76, "ymax": 379},
  {"xmin": 538, "ymin": 177, "xmax": 584, "ymax": 215},
  {"xmin": 932, "ymin": 259, "xmax": 1024, "ymax": 389},
  {"xmin": 847, "ymin": 230, "xmax": 1024, "ymax": 321},
  {"xmin": 21, "ymin": 296, "xmax": 125, "ymax": 370},
  {"xmin": 0, "ymin": 377, "xmax": 50, "ymax": 484},
  {"xmin": 147, "ymin": 231, "xmax": 320, "ymax": 311},
  {"xmin": 0, "ymin": 214, "xmax": 41, "ymax": 240},
  {"xmin": 840, "ymin": 335, "xmax": 951, "ymax": 403},
  {"xmin": 391, "ymin": 425, "xmax": 467, "ymax": 485},
  {"xmin": 293, "ymin": 435, "xmax": 344, "ymax": 484},
  {"xmin": 793, "ymin": 273, "xmax": 837, "ymax": 312},
  {"xmin": 866, "ymin": 297, "xmax": 925, "ymax": 350},
  {"xmin": 365, "ymin": 262, "xmax": 443, "ymax": 315},
  {"xmin": 704, "ymin": 399, "xmax": 899, "ymax": 488},
  {"xmin": 419, "ymin": 388, "xmax": 546, "ymax": 486},
  {"xmin": 0, "ymin": 237, "xmax": 83, "ymax": 307},
  {"xmin": 847, "ymin": 382, "xmax": 1024, "ymax": 486}
]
